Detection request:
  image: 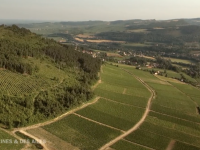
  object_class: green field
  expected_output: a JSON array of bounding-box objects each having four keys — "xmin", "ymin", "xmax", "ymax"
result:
[
  {"xmin": 111, "ymin": 140, "xmax": 150, "ymax": 150},
  {"xmin": 0, "ymin": 130, "xmax": 25, "ymax": 150},
  {"xmin": 125, "ymin": 128, "xmax": 171, "ymax": 150},
  {"xmin": 95, "ymin": 88, "xmax": 148, "ymax": 107},
  {"xmin": 76, "ymin": 98, "xmax": 145, "ymax": 130},
  {"xmin": 43, "ymin": 114, "xmax": 121, "ymax": 150},
  {"xmin": 148, "ymin": 82, "xmax": 196, "ymax": 113},
  {"xmin": 116, "ymin": 64, "xmax": 200, "ymax": 149},
  {"xmin": 39, "ymin": 64, "xmax": 150, "ymax": 149},
  {"xmin": 170, "ymin": 82, "xmax": 200, "ymax": 105},
  {"xmin": 164, "ymin": 57, "xmax": 195, "ymax": 64}
]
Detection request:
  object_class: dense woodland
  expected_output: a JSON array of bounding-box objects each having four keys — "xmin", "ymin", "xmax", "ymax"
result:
[{"xmin": 0, "ymin": 25, "xmax": 101, "ymax": 128}]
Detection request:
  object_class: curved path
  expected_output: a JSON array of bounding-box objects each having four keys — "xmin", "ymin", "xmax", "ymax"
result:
[
  {"xmin": 12, "ymin": 96, "xmax": 100, "ymax": 132},
  {"xmin": 99, "ymin": 69, "xmax": 155, "ymax": 150}
]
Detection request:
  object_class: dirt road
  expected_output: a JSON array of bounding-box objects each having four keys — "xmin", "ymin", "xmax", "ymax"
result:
[
  {"xmin": 99, "ymin": 69, "xmax": 155, "ymax": 150},
  {"xmin": 12, "ymin": 96, "xmax": 100, "ymax": 133},
  {"xmin": 19, "ymin": 130, "xmax": 49, "ymax": 150}
]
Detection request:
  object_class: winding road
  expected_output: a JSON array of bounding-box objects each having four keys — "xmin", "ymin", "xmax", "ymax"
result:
[{"xmin": 99, "ymin": 69, "xmax": 155, "ymax": 150}]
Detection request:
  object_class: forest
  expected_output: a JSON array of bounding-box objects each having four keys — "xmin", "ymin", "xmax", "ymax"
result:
[{"xmin": 0, "ymin": 25, "xmax": 101, "ymax": 128}]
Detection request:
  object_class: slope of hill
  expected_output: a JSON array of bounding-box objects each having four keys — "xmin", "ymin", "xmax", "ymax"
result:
[{"xmin": 0, "ymin": 25, "xmax": 101, "ymax": 128}]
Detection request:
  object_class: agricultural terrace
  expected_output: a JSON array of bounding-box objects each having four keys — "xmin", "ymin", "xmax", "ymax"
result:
[
  {"xmin": 111, "ymin": 140, "xmax": 150, "ymax": 150},
  {"xmin": 0, "ymin": 69, "xmax": 49, "ymax": 96},
  {"xmin": 119, "ymin": 64, "xmax": 200, "ymax": 150},
  {"xmin": 170, "ymin": 82, "xmax": 200, "ymax": 106},
  {"xmin": 42, "ymin": 114, "xmax": 121, "ymax": 150},
  {"xmin": 0, "ymin": 57, "xmax": 70, "ymax": 96},
  {"xmin": 30, "ymin": 64, "xmax": 151, "ymax": 150},
  {"xmin": 0, "ymin": 129, "xmax": 25, "ymax": 150}
]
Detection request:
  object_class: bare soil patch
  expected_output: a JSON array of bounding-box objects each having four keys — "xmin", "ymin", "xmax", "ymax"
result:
[
  {"xmin": 74, "ymin": 38, "xmax": 84, "ymax": 42},
  {"xmin": 76, "ymin": 34, "xmax": 94, "ymax": 38},
  {"xmin": 105, "ymin": 147, "xmax": 116, "ymax": 150},
  {"xmin": 86, "ymin": 39, "xmax": 125, "ymax": 43},
  {"xmin": 166, "ymin": 139, "xmax": 176, "ymax": 150},
  {"xmin": 123, "ymin": 88, "xmax": 126, "ymax": 94},
  {"xmin": 107, "ymin": 53, "xmax": 122, "ymax": 57}
]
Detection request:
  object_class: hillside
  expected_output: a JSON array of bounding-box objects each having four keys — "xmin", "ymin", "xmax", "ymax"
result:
[{"xmin": 0, "ymin": 25, "xmax": 101, "ymax": 128}]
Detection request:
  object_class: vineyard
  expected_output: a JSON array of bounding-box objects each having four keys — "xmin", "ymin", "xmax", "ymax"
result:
[
  {"xmin": 118, "ymin": 64, "xmax": 200, "ymax": 150},
  {"xmin": 23, "ymin": 64, "xmax": 151, "ymax": 150},
  {"xmin": 0, "ymin": 69, "xmax": 50, "ymax": 96},
  {"xmin": 8, "ymin": 63, "xmax": 200, "ymax": 150}
]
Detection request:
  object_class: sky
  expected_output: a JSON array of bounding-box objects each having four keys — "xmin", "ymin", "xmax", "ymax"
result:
[{"xmin": 0, "ymin": 0, "xmax": 200, "ymax": 21}]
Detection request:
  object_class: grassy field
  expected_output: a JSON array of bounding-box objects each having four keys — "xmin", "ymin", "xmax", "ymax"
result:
[
  {"xmin": 43, "ymin": 114, "xmax": 121, "ymax": 150},
  {"xmin": 122, "ymin": 43, "xmax": 151, "ymax": 48},
  {"xmin": 170, "ymin": 82, "xmax": 200, "ymax": 105},
  {"xmin": 164, "ymin": 57, "xmax": 195, "ymax": 64},
  {"xmin": 76, "ymin": 98, "xmax": 145, "ymax": 130},
  {"xmin": 0, "ymin": 130, "xmax": 25, "ymax": 150}
]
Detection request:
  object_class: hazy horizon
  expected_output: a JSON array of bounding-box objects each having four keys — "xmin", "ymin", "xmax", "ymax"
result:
[{"xmin": 0, "ymin": 0, "xmax": 200, "ymax": 22}]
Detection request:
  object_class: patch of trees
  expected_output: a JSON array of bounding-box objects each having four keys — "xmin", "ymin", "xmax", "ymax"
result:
[
  {"xmin": 155, "ymin": 57, "xmax": 182, "ymax": 72},
  {"xmin": 0, "ymin": 79, "xmax": 94, "ymax": 128},
  {"xmin": 47, "ymin": 33, "xmax": 74, "ymax": 41},
  {"xmin": 180, "ymin": 25, "xmax": 200, "ymax": 34}
]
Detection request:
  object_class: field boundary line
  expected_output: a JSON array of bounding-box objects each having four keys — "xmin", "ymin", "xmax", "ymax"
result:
[
  {"xmin": 100, "ymin": 97, "xmax": 145, "ymax": 109},
  {"xmin": 144, "ymin": 121, "xmax": 200, "ymax": 138},
  {"xmin": 97, "ymin": 86, "xmax": 147, "ymax": 98},
  {"xmin": 73, "ymin": 113, "xmax": 125, "ymax": 133},
  {"xmin": 150, "ymin": 110, "xmax": 200, "ymax": 125},
  {"xmin": 139, "ymin": 127, "xmax": 200, "ymax": 149},
  {"xmin": 154, "ymin": 75, "xmax": 198, "ymax": 107},
  {"xmin": 168, "ymin": 81, "xmax": 199, "ymax": 107},
  {"xmin": 122, "ymin": 139, "xmax": 155, "ymax": 150},
  {"xmin": 99, "ymin": 68, "xmax": 155, "ymax": 150}
]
